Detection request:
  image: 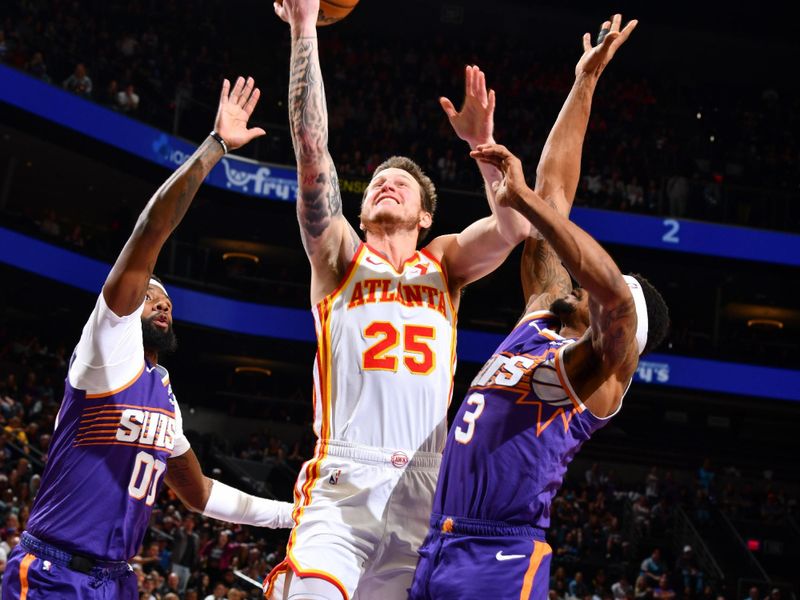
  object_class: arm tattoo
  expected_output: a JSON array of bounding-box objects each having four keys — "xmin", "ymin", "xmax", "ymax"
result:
[
  {"xmin": 289, "ymin": 38, "xmax": 328, "ymax": 161},
  {"xmin": 597, "ymin": 301, "xmax": 636, "ymax": 360},
  {"xmin": 166, "ymin": 454, "xmax": 193, "ymax": 488},
  {"xmin": 522, "ymin": 238, "xmax": 572, "ymax": 298},
  {"xmin": 289, "ymin": 36, "xmax": 343, "ymax": 248}
]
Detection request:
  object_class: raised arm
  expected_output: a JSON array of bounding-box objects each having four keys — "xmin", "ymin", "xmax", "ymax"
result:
[
  {"xmin": 441, "ymin": 66, "xmax": 530, "ymax": 242},
  {"xmin": 275, "ymin": 0, "xmax": 360, "ymax": 303},
  {"xmin": 472, "ymin": 144, "xmax": 637, "ymax": 375},
  {"xmin": 522, "ymin": 14, "xmax": 637, "ymax": 306},
  {"xmin": 535, "ymin": 14, "xmax": 637, "ymax": 214},
  {"xmin": 103, "ymin": 77, "xmax": 265, "ymax": 316}
]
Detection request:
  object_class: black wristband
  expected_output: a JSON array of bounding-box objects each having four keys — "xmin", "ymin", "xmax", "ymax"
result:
[{"xmin": 209, "ymin": 131, "xmax": 229, "ymax": 154}]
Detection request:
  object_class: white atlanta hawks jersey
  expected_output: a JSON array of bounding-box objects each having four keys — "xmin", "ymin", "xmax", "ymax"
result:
[{"xmin": 311, "ymin": 242, "xmax": 457, "ymax": 453}]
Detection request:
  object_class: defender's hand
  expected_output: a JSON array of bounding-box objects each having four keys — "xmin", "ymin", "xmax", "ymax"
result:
[
  {"xmin": 576, "ymin": 13, "xmax": 637, "ymax": 79},
  {"xmin": 214, "ymin": 76, "xmax": 266, "ymax": 152},
  {"xmin": 440, "ymin": 65, "xmax": 496, "ymax": 149},
  {"xmin": 470, "ymin": 143, "xmax": 529, "ymax": 208}
]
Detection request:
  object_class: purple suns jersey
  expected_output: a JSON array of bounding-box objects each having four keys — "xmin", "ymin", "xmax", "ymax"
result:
[
  {"xmin": 433, "ymin": 311, "xmax": 618, "ymax": 529},
  {"xmin": 25, "ymin": 293, "xmax": 190, "ymax": 561}
]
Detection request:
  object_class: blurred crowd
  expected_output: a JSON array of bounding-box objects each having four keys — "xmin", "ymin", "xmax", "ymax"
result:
[{"xmin": 1, "ymin": 0, "xmax": 798, "ymax": 231}]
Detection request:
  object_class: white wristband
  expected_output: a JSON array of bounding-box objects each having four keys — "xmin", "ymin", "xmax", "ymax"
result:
[{"xmin": 203, "ymin": 480, "xmax": 294, "ymax": 529}]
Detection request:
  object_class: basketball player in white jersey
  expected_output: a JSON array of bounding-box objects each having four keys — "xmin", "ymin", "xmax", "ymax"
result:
[{"xmin": 268, "ymin": 1, "xmax": 529, "ymax": 598}]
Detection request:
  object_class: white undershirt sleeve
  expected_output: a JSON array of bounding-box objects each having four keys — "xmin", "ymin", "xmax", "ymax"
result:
[{"xmin": 68, "ymin": 292, "xmax": 146, "ymax": 396}]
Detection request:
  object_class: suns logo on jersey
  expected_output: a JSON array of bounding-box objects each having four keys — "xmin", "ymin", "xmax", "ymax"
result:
[{"xmin": 116, "ymin": 409, "xmax": 177, "ymax": 450}]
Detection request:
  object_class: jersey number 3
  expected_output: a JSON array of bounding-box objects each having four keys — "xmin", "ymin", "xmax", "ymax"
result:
[
  {"xmin": 454, "ymin": 393, "xmax": 486, "ymax": 445},
  {"xmin": 128, "ymin": 451, "xmax": 167, "ymax": 506},
  {"xmin": 363, "ymin": 322, "xmax": 436, "ymax": 375}
]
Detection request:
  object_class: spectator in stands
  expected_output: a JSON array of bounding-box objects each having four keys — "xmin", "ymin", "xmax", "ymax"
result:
[
  {"xmin": 160, "ymin": 571, "xmax": 181, "ymax": 596},
  {"xmin": 634, "ymin": 576, "xmax": 651, "ymax": 600},
  {"xmin": 171, "ymin": 513, "xmax": 200, "ymax": 593},
  {"xmin": 633, "ymin": 495, "xmax": 652, "ymax": 535},
  {"xmin": 204, "ymin": 582, "xmax": 228, "ymax": 600},
  {"xmin": 62, "ymin": 62, "xmax": 92, "ymax": 98},
  {"xmin": 200, "ymin": 529, "xmax": 239, "ymax": 583},
  {"xmin": 742, "ymin": 585, "xmax": 760, "ymax": 600},
  {"xmin": 0, "ymin": 30, "xmax": 8, "ymax": 62},
  {"xmin": 38, "ymin": 209, "xmax": 61, "ymax": 238},
  {"xmin": 116, "ymin": 82, "xmax": 140, "ymax": 112},
  {"xmin": 652, "ymin": 575, "xmax": 676, "ymax": 600},
  {"xmin": 640, "ymin": 548, "xmax": 667, "ymax": 585},
  {"xmin": 645, "ymin": 466, "xmax": 660, "ymax": 501},
  {"xmin": 25, "ymin": 51, "xmax": 50, "ymax": 83},
  {"xmin": 675, "ymin": 545, "xmax": 704, "ymax": 595},
  {"xmin": 569, "ymin": 571, "xmax": 589, "ymax": 599},
  {"xmin": 666, "ymin": 171, "xmax": 689, "ymax": 217},
  {"xmin": 612, "ymin": 574, "xmax": 633, "ymax": 599},
  {"xmin": 697, "ymin": 458, "xmax": 715, "ymax": 493}
]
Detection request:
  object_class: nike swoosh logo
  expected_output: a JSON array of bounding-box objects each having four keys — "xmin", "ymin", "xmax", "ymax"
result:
[{"xmin": 495, "ymin": 551, "xmax": 526, "ymax": 561}]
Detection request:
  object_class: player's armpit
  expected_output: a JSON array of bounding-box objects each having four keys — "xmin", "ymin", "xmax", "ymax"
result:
[
  {"xmin": 430, "ymin": 215, "xmax": 519, "ymax": 297},
  {"xmin": 165, "ymin": 449, "xmax": 213, "ymax": 513},
  {"xmin": 521, "ymin": 237, "xmax": 572, "ymax": 308}
]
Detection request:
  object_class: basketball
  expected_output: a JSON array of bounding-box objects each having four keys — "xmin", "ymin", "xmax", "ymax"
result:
[{"xmin": 318, "ymin": 0, "xmax": 360, "ymax": 25}]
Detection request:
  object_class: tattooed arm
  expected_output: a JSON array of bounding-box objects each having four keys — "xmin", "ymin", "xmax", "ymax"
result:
[
  {"xmin": 277, "ymin": 0, "xmax": 360, "ymax": 304},
  {"xmin": 521, "ymin": 15, "xmax": 637, "ymax": 311},
  {"xmin": 104, "ymin": 77, "xmax": 265, "ymax": 316},
  {"xmin": 472, "ymin": 144, "xmax": 638, "ymax": 400}
]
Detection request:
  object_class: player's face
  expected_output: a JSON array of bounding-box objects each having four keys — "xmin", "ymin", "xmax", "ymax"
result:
[
  {"xmin": 360, "ymin": 168, "xmax": 431, "ymax": 233},
  {"xmin": 142, "ymin": 285, "xmax": 177, "ymax": 355},
  {"xmin": 143, "ymin": 285, "xmax": 173, "ymax": 328}
]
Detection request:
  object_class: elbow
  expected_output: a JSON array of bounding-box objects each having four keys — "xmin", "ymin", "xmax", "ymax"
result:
[{"xmin": 135, "ymin": 205, "xmax": 172, "ymax": 240}]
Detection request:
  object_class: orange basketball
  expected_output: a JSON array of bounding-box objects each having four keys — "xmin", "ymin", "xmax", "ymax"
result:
[{"xmin": 318, "ymin": 0, "xmax": 360, "ymax": 26}]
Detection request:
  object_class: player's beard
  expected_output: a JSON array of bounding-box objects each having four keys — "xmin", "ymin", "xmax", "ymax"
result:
[
  {"xmin": 360, "ymin": 210, "xmax": 420, "ymax": 237},
  {"xmin": 142, "ymin": 315, "xmax": 178, "ymax": 356}
]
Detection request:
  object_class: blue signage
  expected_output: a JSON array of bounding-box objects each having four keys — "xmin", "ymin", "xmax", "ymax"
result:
[
  {"xmin": 2, "ymin": 226, "xmax": 799, "ymax": 402},
  {"xmin": 0, "ymin": 65, "xmax": 299, "ymax": 203},
  {"xmin": 3, "ymin": 64, "xmax": 800, "ymax": 265}
]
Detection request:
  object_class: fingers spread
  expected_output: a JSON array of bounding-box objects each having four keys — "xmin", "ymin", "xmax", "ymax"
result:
[
  {"xmin": 477, "ymin": 69, "xmax": 488, "ymax": 105},
  {"xmin": 617, "ymin": 19, "xmax": 638, "ymax": 44},
  {"xmin": 238, "ymin": 77, "xmax": 255, "ymax": 107},
  {"xmin": 243, "ymin": 86, "xmax": 261, "ymax": 116},
  {"xmin": 219, "ymin": 78, "xmax": 230, "ymax": 104},
  {"xmin": 230, "ymin": 76, "xmax": 245, "ymax": 103},
  {"xmin": 248, "ymin": 127, "xmax": 267, "ymax": 140},
  {"xmin": 439, "ymin": 96, "xmax": 457, "ymax": 117}
]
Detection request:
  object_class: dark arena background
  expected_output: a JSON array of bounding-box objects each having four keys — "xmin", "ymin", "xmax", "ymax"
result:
[{"xmin": 0, "ymin": 0, "xmax": 798, "ymax": 598}]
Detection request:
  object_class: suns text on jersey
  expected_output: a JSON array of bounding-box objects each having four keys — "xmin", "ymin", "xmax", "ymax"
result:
[{"xmin": 115, "ymin": 409, "xmax": 177, "ymax": 450}]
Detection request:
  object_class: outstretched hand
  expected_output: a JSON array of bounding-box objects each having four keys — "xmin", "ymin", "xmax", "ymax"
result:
[
  {"xmin": 273, "ymin": 0, "xmax": 320, "ymax": 27},
  {"xmin": 577, "ymin": 14, "xmax": 637, "ymax": 79},
  {"xmin": 440, "ymin": 65, "xmax": 496, "ymax": 149},
  {"xmin": 470, "ymin": 143, "xmax": 530, "ymax": 209},
  {"xmin": 214, "ymin": 76, "xmax": 266, "ymax": 152}
]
